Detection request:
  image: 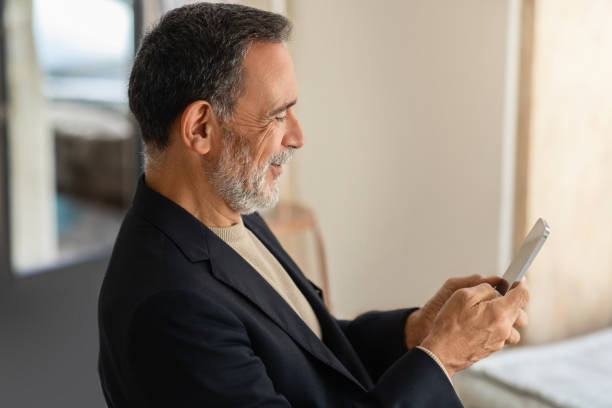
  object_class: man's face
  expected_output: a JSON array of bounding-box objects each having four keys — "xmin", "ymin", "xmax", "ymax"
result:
[{"xmin": 207, "ymin": 41, "xmax": 304, "ymax": 214}]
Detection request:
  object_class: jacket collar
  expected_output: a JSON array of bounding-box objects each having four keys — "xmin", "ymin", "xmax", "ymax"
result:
[
  {"xmin": 132, "ymin": 175, "xmax": 211, "ymax": 262},
  {"xmin": 131, "ymin": 175, "xmax": 371, "ymax": 390}
]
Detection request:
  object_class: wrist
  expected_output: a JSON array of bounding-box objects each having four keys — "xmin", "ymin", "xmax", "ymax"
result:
[
  {"xmin": 420, "ymin": 335, "xmax": 457, "ymax": 378},
  {"xmin": 404, "ymin": 309, "xmax": 430, "ymax": 349}
]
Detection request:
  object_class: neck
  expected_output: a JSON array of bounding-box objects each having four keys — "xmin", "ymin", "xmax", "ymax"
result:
[{"xmin": 145, "ymin": 162, "xmax": 241, "ymax": 228}]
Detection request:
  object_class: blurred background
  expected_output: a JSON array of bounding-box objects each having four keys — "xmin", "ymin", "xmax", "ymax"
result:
[{"xmin": 0, "ymin": 0, "xmax": 610, "ymax": 407}]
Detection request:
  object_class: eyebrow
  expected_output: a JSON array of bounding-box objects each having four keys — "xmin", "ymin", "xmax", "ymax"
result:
[{"xmin": 268, "ymin": 99, "xmax": 297, "ymax": 117}]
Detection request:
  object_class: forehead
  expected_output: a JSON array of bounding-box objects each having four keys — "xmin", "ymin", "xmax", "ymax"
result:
[{"xmin": 237, "ymin": 41, "xmax": 297, "ymax": 113}]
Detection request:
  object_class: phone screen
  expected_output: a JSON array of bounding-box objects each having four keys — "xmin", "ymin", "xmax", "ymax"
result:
[{"xmin": 495, "ymin": 218, "xmax": 550, "ymax": 295}]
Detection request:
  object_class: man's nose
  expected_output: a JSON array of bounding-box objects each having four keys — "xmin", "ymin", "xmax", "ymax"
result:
[{"xmin": 283, "ymin": 109, "xmax": 304, "ymax": 149}]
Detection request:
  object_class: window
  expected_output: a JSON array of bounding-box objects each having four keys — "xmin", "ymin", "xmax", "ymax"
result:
[{"xmin": 4, "ymin": 0, "xmax": 138, "ymax": 275}]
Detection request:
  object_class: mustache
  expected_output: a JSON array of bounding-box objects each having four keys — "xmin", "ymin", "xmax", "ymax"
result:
[{"xmin": 268, "ymin": 147, "xmax": 295, "ymax": 166}]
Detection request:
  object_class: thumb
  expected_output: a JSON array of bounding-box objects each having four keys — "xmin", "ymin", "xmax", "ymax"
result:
[
  {"xmin": 482, "ymin": 275, "xmax": 503, "ymax": 287},
  {"xmin": 503, "ymin": 280, "xmax": 530, "ymax": 310},
  {"xmin": 454, "ymin": 274, "xmax": 499, "ymax": 289},
  {"xmin": 465, "ymin": 282, "xmax": 501, "ymax": 305}
]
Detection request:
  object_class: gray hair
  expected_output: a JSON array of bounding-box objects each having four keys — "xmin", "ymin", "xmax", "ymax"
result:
[{"xmin": 128, "ymin": 2, "xmax": 292, "ymax": 157}]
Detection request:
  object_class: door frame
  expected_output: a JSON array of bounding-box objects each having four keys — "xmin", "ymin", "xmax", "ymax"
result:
[{"xmin": 0, "ymin": 0, "xmax": 12, "ymax": 283}]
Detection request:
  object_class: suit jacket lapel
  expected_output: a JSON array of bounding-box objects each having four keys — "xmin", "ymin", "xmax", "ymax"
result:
[
  {"xmin": 132, "ymin": 177, "xmax": 371, "ymax": 391},
  {"xmin": 205, "ymin": 224, "xmax": 369, "ymax": 391},
  {"xmin": 242, "ymin": 214, "xmax": 374, "ymax": 390}
]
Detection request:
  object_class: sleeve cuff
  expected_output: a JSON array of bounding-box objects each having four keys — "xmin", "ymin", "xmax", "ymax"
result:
[
  {"xmin": 416, "ymin": 346, "xmax": 453, "ymax": 383},
  {"xmin": 372, "ymin": 347, "xmax": 462, "ymax": 406}
]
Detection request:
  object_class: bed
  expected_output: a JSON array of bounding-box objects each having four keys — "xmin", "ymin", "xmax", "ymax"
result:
[{"xmin": 453, "ymin": 327, "xmax": 612, "ymax": 408}]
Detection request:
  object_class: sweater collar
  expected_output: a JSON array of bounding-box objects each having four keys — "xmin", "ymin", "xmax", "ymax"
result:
[{"xmin": 208, "ymin": 219, "xmax": 248, "ymax": 244}]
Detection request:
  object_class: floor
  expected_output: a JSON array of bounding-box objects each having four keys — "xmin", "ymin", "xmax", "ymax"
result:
[{"xmin": 0, "ymin": 257, "xmax": 109, "ymax": 407}]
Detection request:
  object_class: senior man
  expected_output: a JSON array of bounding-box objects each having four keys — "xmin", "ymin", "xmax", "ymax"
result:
[{"xmin": 98, "ymin": 3, "xmax": 529, "ymax": 407}]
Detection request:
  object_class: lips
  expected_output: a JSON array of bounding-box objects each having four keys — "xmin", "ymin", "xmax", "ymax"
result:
[{"xmin": 270, "ymin": 163, "xmax": 283, "ymax": 176}]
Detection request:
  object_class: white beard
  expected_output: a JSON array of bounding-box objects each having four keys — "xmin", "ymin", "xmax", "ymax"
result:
[{"xmin": 207, "ymin": 127, "xmax": 292, "ymax": 214}]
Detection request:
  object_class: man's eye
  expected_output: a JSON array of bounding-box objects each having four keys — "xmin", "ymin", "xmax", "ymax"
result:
[{"xmin": 275, "ymin": 115, "xmax": 287, "ymax": 122}]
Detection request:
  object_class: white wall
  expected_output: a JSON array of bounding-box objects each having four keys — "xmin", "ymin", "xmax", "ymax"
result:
[{"xmin": 288, "ymin": 0, "xmax": 517, "ymax": 318}]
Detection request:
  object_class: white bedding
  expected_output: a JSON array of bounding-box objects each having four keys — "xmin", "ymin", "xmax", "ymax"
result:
[{"xmin": 453, "ymin": 327, "xmax": 612, "ymax": 408}]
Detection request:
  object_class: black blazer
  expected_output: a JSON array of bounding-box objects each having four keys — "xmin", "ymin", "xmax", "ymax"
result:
[{"xmin": 98, "ymin": 176, "xmax": 462, "ymax": 407}]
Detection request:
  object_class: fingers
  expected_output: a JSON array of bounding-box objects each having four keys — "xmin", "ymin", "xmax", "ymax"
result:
[
  {"xmin": 458, "ymin": 282, "xmax": 501, "ymax": 306},
  {"xmin": 506, "ymin": 327, "xmax": 521, "ymax": 344},
  {"xmin": 446, "ymin": 274, "xmax": 484, "ymax": 290},
  {"xmin": 448, "ymin": 274, "xmax": 502, "ymax": 290},
  {"xmin": 482, "ymin": 275, "xmax": 503, "ymax": 287},
  {"xmin": 486, "ymin": 280, "xmax": 528, "ymax": 346},
  {"xmin": 503, "ymin": 280, "xmax": 530, "ymax": 310},
  {"xmin": 513, "ymin": 308, "xmax": 528, "ymax": 329}
]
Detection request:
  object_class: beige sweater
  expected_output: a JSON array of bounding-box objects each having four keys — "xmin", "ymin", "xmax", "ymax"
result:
[
  {"xmin": 209, "ymin": 220, "xmax": 322, "ymax": 340},
  {"xmin": 209, "ymin": 220, "xmax": 452, "ymax": 382}
]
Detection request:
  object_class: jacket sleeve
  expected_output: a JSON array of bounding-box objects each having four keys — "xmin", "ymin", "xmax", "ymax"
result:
[
  {"xmin": 337, "ymin": 308, "xmax": 417, "ymax": 382},
  {"xmin": 339, "ymin": 309, "xmax": 462, "ymax": 407},
  {"xmin": 358, "ymin": 346, "xmax": 462, "ymax": 407},
  {"xmin": 128, "ymin": 290, "xmax": 462, "ymax": 408}
]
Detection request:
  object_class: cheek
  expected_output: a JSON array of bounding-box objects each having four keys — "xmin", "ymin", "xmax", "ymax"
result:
[{"xmin": 254, "ymin": 125, "xmax": 283, "ymax": 165}]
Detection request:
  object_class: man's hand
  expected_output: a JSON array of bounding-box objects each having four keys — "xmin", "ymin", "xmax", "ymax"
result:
[
  {"xmin": 404, "ymin": 274, "xmax": 502, "ymax": 349},
  {"xmin": 420, "ymin": 279, "xmax": 530, "ymax": 377}
]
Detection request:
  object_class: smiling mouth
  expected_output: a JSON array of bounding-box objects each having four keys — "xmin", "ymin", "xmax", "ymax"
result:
[{"xmin": 270, "ymin": 163, "xmax": 283, "ymax": 176}]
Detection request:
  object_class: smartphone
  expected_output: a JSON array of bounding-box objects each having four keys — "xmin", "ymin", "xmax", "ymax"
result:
[{"xmin": 495, "ymin": 218, "xmax": 550, "ymax": 295}]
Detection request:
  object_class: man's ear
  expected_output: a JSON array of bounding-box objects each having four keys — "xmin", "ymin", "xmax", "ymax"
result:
[{"xmin": 178, "ymin": 100, "xmax": 220, "ymax": 155}]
